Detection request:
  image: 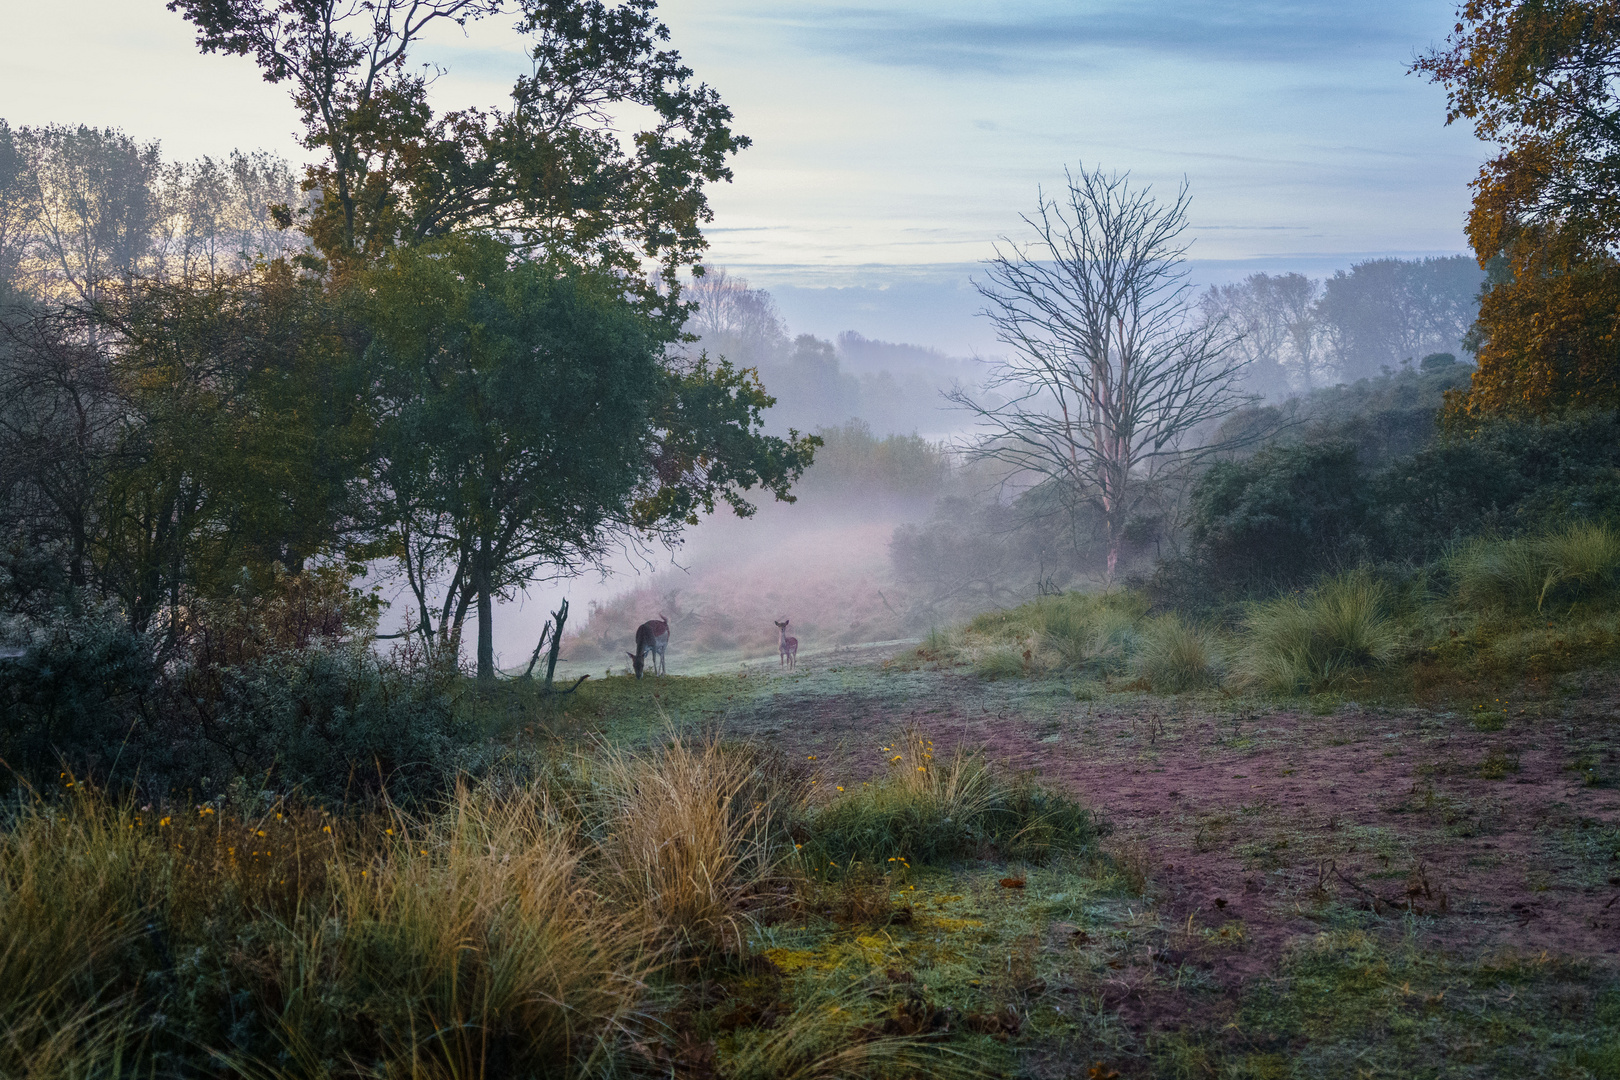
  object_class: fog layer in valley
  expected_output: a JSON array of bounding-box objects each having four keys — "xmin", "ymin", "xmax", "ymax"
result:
[{"xmin": 525, "ymin": 254, "xmax": 1486, "ymax": 677}]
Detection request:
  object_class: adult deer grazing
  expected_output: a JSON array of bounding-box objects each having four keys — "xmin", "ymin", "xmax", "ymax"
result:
[
  {"xmin": 774, "ymin": 619, "xmax": 798, "ymax": 670},
  {"xmin": 627, "ymin": 614, "xmax": 669, "ymax": 678}
]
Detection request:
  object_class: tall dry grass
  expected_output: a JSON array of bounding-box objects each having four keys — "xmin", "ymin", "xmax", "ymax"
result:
[
  {"xmin": 589, "ymin": 731, "xmax": 788, "ymax": 953},
  {"xmin": 0, "ymin": 790, "xmax": 155, "ymax": 1080},
  {"xmin": 266, "ymin": 786, "xmax": 648, "ymax": 1079}
]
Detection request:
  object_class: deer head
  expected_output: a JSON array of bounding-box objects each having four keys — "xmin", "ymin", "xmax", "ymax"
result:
[{"xmin": 626, "ymin": 650, "xmax": 644, "ymax": 678}]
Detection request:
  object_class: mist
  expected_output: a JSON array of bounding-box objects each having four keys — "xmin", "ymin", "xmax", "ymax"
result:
[{"xmin": 477, "ymin": 253, "xmax": 1488, "ymax": 679}]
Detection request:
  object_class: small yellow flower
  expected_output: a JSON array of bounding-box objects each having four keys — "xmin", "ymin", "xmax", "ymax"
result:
[
  {"xmin": 420, "ymin": 849, "xmax": 428, "ymax": 856},
  {"xmin": 322, "ymin": 825, "xmax": 332, "ymax": 834},
  {"xmin": 257, "ymin": 830, "xmax": 267, "ymax": 837},
  {"xmin": 837, "ymin": 786, "xmax": 844, "ymax": 792},
  {"xmin": 159, "ymin": 816, "xmax": 171, "ymax": 827},
  {"xmin": 386, "ymin": 828, "xmax": 395, "ymax": 835}
]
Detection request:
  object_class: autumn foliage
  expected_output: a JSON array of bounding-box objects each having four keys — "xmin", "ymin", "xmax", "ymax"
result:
[{"xmin": 1417, "ymin": 1, "xmax": 1620, "ymax": 417}]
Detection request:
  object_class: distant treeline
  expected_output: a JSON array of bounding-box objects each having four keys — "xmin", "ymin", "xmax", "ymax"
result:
[
  {"xmin": 1201, "ymin": 257, "xmax": 1484, "ymax": 399},
  {"xmin": 682, "ymin": 258, "xmax": 1485, "ymax": 447},
  {"xmin": 683, "ymin": 269, "xmax": 977, "ymax": 437}
]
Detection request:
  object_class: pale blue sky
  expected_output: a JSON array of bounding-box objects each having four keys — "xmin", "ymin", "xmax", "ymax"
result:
[{"xmin": 1, "ymin": 0, "xmax": 1484, "ymax": 348}]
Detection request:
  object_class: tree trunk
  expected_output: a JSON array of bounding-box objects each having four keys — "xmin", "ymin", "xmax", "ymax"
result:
[{"xmin": 476, "ymin": 537, "xmax": 495, "ymax": 681}]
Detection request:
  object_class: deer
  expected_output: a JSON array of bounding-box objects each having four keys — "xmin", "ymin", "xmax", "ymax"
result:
[
  {"xmin": 627, "ymin": 614, "xmax": 669, "ymax": 678},
  {"xmin": 774, "ymin": 619, "xmax": 798, "ymax": 670}
]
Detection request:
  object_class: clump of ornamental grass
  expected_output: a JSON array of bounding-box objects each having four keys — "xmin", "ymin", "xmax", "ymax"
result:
[
  {"xmin": 1236, "ymin": 572, "xmax": 1400, "ymax": 693},
  {"xmin": 1038, "ymin": 600, "xmax": 1138, "ymax": 674},
  {"xmin": 800, "ymin": 729, "xmax": 1095, "ymax": 871},
  {"xmin": 1451, "ymin": 522, "xmax": 1620, "ymax": 615},
  {"xmin": 1134, "ymin": 613, "xmax": 1222, "ymax": 692},
  {"xmin": 265, "ymin": 784, "xmax": 647, "ymax": 1079},
  {"xmin": 588, "ymin": 728, "xmax": 788, "ymax": 954}
]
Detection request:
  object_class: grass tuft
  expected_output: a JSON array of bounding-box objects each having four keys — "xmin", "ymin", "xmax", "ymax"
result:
[
  {"xmin": 1236, "ymin": 572, "xmax": 1400, "ymax": 693},
  {"xmin": 1134, "ymin": 613, "xmax": 1222, "ymax": 692},
  {"xmin": 1451, "ymin": 522, "xmax": 1620, "ymax": 614},
  {"xmin": 800, "ymin": 730, "xmax": 1096, "ymax": 870}
]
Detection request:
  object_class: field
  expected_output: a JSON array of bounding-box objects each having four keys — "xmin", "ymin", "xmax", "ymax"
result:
[
  {"xmin": 537, "ymin": 646, "xmax": 1620, "ymax": 1078},
  {"xmin": 6, "ymin": 604, "xmax": 1620, "ymax": 1078}
]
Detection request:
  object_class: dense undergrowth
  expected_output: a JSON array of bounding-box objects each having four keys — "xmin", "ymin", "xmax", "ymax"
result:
[
  {"xmin": 905, "ymin": 522, "xmax": 1620, "ymax": 697},
  {"xmin": 0, "ymin": 724, "xmax": 1096, "ymax": 1080}
]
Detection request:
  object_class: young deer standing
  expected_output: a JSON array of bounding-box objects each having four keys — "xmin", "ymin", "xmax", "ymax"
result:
[
  {"xmin": 774, "ymin": 619, "xmax": 798, "ymax": 670},
  {"xmin": 627, "ymin": 614, "xmax": 669, "ymax": 678}
]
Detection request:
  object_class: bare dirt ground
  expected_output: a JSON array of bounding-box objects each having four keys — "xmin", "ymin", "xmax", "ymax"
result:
[{"xmin": 719, "ymin": 659, "xmax": 1620, "ymax": 1034}]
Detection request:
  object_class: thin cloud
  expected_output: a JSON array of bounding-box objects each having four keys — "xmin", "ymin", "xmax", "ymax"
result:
[{"xmin": 762, "ymin": 1, "xmax": 1425, "ymax": 75}]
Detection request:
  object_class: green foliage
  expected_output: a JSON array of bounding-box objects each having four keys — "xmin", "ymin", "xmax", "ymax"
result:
[
  {"xmin": 1181, "ymin": 440, "xmax": 1370, "ymax": 597},
  {"xmin": 799, "ymin": 732, "xmax": 1096, "ymax": 870},
  {"xmin": 363, "ymin": 234, "xmax": 669, "ymax": 678},
  {"xmin": 0, "ymin": 571, "xmax": 459, "ymax": 803},
  {"xmin": 798, "ymin": 419, "xmax": 948, "ymax": 497},
  {"xmin": 169, "ymin": 0, "xmax": 749, "ymax": 298},
  {"xmin": 1135, "ymin": 613, "xmax": 1221, "ymax": 693},
  {"xmin": 1236, "ymin": 573, "xmax": 1401, "ymax": 693}
]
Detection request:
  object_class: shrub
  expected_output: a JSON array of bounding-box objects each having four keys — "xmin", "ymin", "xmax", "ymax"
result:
[
  {"xmin": 1135, "ymin": 614, "xmax": 1221, "ymax": 692},
  {"xmin": 800, "ymin": 730, "xmax": 1095, "ymax": 869},
  {"xmin": 1236, "ymin": 573, "xmax": 1400, "ymax": 693}
]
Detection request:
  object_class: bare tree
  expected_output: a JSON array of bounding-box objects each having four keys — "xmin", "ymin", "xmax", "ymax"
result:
[
  {"xmin": 1203, "ymin": 272, "xmax": 1331, "ymax": 396},
  {"xmin": 951, "ymin": 166, "xmax": 1253, "ymax": 580}
]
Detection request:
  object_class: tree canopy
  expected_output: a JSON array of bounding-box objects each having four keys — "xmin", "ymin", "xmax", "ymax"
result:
[{"xmin": 1417, "ymin": 0, "xmax": 1620, "ymax": 416}]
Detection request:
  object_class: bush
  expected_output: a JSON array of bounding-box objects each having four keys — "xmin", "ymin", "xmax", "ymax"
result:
[
  {"xmin": 800, "ymin": 730, "xmax": 1096, "ymax": 870},
  {"xmin": 1180, "ymin": 440, "xmax": 1371, "ymax": 598},
  {"xmin": 1135, "ymin": 614, "xmax": 1221, "ymax": 692},
  {"xmin": 0, "ymin": 604, "xmax": 156, "ymax": 789},
  {"xmin": 1236, "ymin": 573, "xmax": 1400, "ymax": 693},
  {"xmin": 0, "ymin": 576, "xmax": 462, "ymax": 802}
]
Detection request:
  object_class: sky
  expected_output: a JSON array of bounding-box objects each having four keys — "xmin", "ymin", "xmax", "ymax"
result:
[{"xmin": 0, "ymin": 0, "xmax": 1484, "ymax": 350}]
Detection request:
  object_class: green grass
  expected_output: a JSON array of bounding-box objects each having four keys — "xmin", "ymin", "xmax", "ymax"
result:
[
  {"xmin": 1451, "ymin": 522, "xmax": 1620, "ymax": 616},
  {"xmin": 1157, "ymin": 921, "xmax": 1620, "ymax": 1078},
  {"xmin": 797, "ymin": 731, "xmax": 1098, "ymax": 872},
  {"xmin": 1135, "ymin": 613, "xmax": 1222, "ymax": 693},
  {"xmin": 1236, "ymin": 572, "xmax": 1401, "ymax": 693}
]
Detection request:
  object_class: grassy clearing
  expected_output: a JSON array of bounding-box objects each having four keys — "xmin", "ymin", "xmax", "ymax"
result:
[
  {"xmin": 893, "ymin": 525, "xmax": 1620, "ymax": 701},
  {"xmin": 1153, "ymin": 918, "xmax": 1620, "ymax": 1078},
  {"xmin": 0, "ymin": 715, "xmax": 1112, "ymax": 1080}
]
